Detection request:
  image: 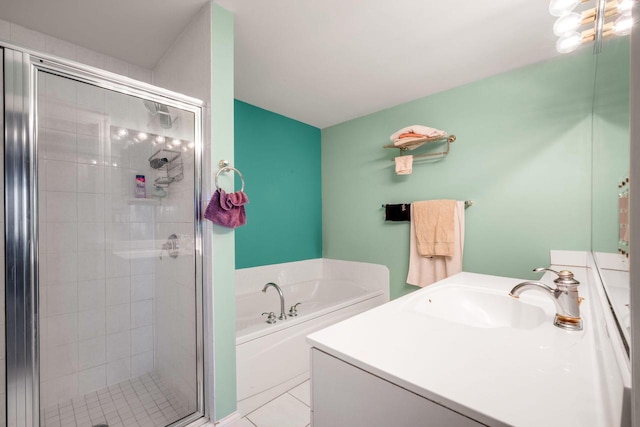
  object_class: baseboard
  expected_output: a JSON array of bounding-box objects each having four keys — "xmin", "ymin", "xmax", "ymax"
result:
[
  {"xmin": 186, "ymin": 417, "xmax": 214, "ymax": 427},
  {"xmin": 214, "ymin": 412, "xmax": 242, "ymax": 426}
]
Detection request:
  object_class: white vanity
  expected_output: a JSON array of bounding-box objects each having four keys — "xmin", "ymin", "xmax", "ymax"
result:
[{"xmin": 307, "ymin": 252, "xmax": 631, "ymax": 427}]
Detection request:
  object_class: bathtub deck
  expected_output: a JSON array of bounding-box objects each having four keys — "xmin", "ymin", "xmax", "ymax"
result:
[{"xmin": 235, "ymin": 380, "xmax": 311, "ymax": 427}]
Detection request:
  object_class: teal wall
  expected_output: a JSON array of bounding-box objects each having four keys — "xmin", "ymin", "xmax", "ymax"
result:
[
  {"xmin": 322, "ymin": 51, "xmax": 598, "ymax": 300},
  {"xmin": 592, "ymin": 37, "xmax": 631, "ymax": 252},
  {"xmin": 234, "ymin": 100, "xmax": 322, "ymax": 268},
  {"xmin": 211, "ymin": 3, "xmax": 237, "ymax": 420}
]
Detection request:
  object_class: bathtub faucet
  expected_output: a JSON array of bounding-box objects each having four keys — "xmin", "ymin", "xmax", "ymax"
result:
[{"xmin": 262, "ymin": 282, "xmax": 287, "ymax": 320}]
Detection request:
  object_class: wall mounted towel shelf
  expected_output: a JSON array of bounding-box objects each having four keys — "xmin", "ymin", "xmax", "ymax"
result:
[{"xmin": 384, "ymin": 134, "xmax": 456, "ymax": 160}]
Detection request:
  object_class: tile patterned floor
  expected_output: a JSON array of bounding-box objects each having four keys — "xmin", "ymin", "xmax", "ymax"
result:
[
  {"xmin": 238, "ymin": 380, "xmax": 311, "ymax": 427},
  {"xmin": 41, "ymin": 372, "xmax": 190, "ymax": 427}
]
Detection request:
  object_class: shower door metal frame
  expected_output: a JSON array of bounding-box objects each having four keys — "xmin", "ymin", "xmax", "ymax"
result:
[
  {"xmin": 4, "ymin": 42, "xmax": 207, "ymax": 427},
  {"xmin": 5, "ymin": 47, "xmax": 39, "ymax": 427}
]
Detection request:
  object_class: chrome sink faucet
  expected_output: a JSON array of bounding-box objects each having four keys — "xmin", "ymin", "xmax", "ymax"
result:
[
  {"xmin": 509, "ymin": 268, "xmax": 583, "ymax": 331},
  {"xmin": 262, "ymin": 282, "xmax": 287, "ymax": 320}
]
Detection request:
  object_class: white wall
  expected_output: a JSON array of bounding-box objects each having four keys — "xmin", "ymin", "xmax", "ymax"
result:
[{"xmin": 153, "ymin": 5, "xmax": 211, "ymax": 100}]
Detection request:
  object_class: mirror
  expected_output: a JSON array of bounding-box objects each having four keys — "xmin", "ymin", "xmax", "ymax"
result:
[{"xmin": 591, "ymin": 36, "xmax": 631, "ymax": 350}]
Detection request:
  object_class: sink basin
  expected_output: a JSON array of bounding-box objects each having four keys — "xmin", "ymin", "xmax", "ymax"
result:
[{"xmin": 407, "ymin": 285, "xmax": 547, "ymax": 329}]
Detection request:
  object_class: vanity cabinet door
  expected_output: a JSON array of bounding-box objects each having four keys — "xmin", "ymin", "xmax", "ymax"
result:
[{"xmin": 311, "ymin": 349, "xmax": 487, "ymax": 427}]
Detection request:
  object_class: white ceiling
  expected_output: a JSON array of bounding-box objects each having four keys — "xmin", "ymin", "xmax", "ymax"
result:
[
  {"xmin": 0, "ymin": 0, "xmax": 561, "ymax": 128},
  {"xmin": 215, "ymin": 0, "xmax": 560, "ymax": 128}
]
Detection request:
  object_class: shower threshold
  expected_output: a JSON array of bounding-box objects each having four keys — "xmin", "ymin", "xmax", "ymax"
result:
[{"xmin": 40, "ymin": 372, "xmax": 190, "ymax": 427}]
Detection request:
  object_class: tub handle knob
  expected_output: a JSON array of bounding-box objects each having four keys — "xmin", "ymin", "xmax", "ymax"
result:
[
  {"xmin": 288, "ymin": 303, "xmax": 301, "ymax": 317},
  {"xmin": 262, "ymin": 312, "xmax": 277, "ymax": 324}
]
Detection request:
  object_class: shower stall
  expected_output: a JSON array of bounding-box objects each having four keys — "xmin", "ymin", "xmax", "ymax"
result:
[{"xmin": 3, "ymin": 44, "xmax": 205, "ymax": 427}]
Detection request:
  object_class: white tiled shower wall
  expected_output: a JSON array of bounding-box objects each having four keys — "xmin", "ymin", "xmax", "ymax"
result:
[{"xmin": 37, "ymin": 73, "xmax": 158, "ymax": 408}]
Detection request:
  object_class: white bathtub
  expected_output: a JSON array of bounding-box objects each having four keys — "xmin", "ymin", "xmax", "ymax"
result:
[{"xmin": 235, "ymin": 259, "xmax": 389, "ymax": 414}]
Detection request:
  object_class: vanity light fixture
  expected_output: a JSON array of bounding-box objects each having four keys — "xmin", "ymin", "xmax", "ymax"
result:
[{"xmin": 550, "ymin": 0, "xmax": 636, "ymax": 53}]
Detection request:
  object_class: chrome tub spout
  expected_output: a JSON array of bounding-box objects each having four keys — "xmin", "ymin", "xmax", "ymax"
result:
[{"xmin": 262, "ymin": 282, "xmax": 287, "ymax": 320}]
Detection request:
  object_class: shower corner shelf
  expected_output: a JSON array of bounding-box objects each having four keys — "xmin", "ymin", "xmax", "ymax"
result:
[
  {"xmin": 384, "ymin": 134, "xmax": 456, "ymax": 160},
  {"xmin": 149, "ymin": 148, "xmax": 184, "ymax": 187}
]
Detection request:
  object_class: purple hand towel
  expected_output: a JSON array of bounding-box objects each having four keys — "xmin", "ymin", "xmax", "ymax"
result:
[{"xmin": 204, "ymin": 188, "xmax": 249, "ymax": 228}]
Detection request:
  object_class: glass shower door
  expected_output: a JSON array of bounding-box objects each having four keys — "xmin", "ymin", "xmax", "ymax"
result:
[
  {"xmin": 0, "ymin": 46, "xmax": 6, "ymax": 427},
  {"xmin": 35, "ymin": 70, "xmax": 202, "ymax": 427}
]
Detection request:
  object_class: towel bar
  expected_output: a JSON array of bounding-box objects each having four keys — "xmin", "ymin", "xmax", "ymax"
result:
[{"xmin": 381, "ymin": 200, "xmax": 473, "ymax": 209}]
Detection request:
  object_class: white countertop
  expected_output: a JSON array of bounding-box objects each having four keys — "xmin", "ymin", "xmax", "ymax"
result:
[{"xmin": 307, "ymin": 269, "xmax": 607, "ymax": 427}]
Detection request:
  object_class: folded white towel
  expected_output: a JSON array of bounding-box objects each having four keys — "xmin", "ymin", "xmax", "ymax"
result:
[
  {"xmin": 395, "ymin": 155, "xmax": 413, "ymax": 175},
  {"xmin": 390, "ymin": 125, "xmax": 446, "ymax": 142}
]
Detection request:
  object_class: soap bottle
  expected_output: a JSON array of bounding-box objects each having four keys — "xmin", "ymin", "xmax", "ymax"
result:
[{"xmin": 135, "ymin": 175, "xmax": 146, "ymax": 198}]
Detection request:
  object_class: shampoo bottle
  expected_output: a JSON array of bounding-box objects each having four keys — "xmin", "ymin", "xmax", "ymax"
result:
[{"xmin": 135, "ymin": 175, "xmax": 146, "ymax": 198}]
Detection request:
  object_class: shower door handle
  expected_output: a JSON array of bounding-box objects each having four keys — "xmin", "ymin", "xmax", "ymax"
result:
[{"xmin": 160, "ymin": 234, "xmax": 179, "ymax": 260}]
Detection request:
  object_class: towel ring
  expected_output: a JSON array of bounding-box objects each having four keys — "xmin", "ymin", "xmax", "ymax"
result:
[{"xmin": 215, "ymin": 166, "xmax": 245, "ymax": 192}]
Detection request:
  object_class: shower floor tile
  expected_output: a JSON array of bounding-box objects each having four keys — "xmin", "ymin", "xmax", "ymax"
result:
[{"xmin": 41, "ymin": 372, "xmax": 191, "ymax": 427}]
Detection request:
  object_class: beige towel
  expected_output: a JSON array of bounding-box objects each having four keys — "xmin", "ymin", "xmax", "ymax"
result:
[
  {"xmin": 395, "ymin": 155, "xmax": 413, "ymax": 175},
  {"xmin": 407, "ymin": 201, "xmax": 465, "ymax": 287},
  {"xmin": 412, "ymin": 200, "xmax": 456, "ymax": 257}
]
